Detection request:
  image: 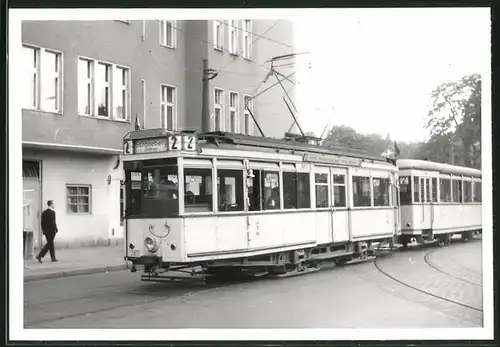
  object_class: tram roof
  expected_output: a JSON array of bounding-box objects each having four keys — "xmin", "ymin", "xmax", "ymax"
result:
[
  {"xmin": 396, "ymin": 159, "xmax": 482, "ymax": 178},
  {"xmin": 124, "ymin": 129, "xmax": 395, "ymax": 164}
]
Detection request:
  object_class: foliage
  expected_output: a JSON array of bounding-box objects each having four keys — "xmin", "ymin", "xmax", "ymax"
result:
[{"xmin": 320, "ymin": 73, "xmax": 481, "ymax": 169}]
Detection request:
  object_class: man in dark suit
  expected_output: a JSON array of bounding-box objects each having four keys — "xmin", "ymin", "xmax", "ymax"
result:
[{"xmin": 36, "ymin": 200, "xmax": 58, "ymax": 263}]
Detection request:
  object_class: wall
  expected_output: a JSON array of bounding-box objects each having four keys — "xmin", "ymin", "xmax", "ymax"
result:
[
  {"xmin": 24, "ymin": 148, "xmax": 123, "ymax": 248},
  {"xmin": 22, "ymin": 20, "xmax": 187, "ymax": 149}
]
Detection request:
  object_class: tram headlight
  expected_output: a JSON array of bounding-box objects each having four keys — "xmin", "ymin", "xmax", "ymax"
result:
[
  {"xmin": 144, "ymin": 236, "xmax": 158, "ymax": 252},
  {"xmin": 406, "ymin": 222, "xmax": 411, "ymax": 227}
]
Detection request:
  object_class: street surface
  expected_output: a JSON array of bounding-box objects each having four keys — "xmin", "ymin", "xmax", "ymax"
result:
[{"xmin": 24, "ymin": 240, "xmax": 483, "ymax": 329}]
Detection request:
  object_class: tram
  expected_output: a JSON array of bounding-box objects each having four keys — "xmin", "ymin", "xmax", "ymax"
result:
[
  {"xmin": 396, "ymin": 159, "xmax": 482, "ymax": 247},
  {"xmin": 122, "ymin": 129, "xmax": 400, "ymax": 278}
]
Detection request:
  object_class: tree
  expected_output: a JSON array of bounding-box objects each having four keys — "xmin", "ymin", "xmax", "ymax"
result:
[{"xmin": 426, "ymin": 73, "xmax": 481, "ymax": 168}]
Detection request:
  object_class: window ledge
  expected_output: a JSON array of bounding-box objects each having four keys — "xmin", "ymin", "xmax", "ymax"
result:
[
  {"xmin": 79, "ymin": 114, "xmax": 131, "ymax": 124},
  {"xmin": 214, "ymin": 47, "xmax": 224, "ymax": 53},
  {"xmin": 23, "ymin": 107, "xmax": 63, "ymax": 116},
  {"xmin": 160, "ymin": 43, "xmax": 176, "ymax": 50}
]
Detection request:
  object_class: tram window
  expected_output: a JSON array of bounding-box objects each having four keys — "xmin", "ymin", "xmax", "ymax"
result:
[
  {"xmin": 297, "ymin": 173, "xmax": 310, "ymax": 209},
  {"xmin": 315, "ymin": 173, "xmax": 329, "ymax": 208},
  {"xmin": 248, "ymin": 170, "xmax": 262, "ymax": 211},
  {"xmin": 464, "ymin": 181, "xmax": 472, "ymax": 203},
  {"xmin": 431, "ymin": 177, "xmax": 438, "ymax": 202},
  {"xmin": 333, "ymin": 174, "xmax": 346, "ymax": 207},
  {"xmin": 373, "ymin": 178, "xmax": 390, "ymax": 207},
  {"xmin": 184, "ymin": 168, "xmax": 213, "ymax": 212},
  {"xmin": 424, "ymin": 178, "xmax": 430, "ymax": 202},
  {"xmin": 126, "ymin": 166, "xmax": 179, "ymax": 218},
  {"xmin": 473, "ymin": 181, "xmax": 482, "ymax": 202},
  {"xmin": 440, "ymin": 178, "xmax": 451, "ymax": 202},
  {"xmin": 217, "ymin": 169, "xmax": 244, "ymax": 212},
  {"xmin": 283, "ymin": 171, "xmax": 297, "ymax": 209},
  {"xmin": 413, "ymin": 177, "xmax": 420, "ymax": 203},
  {"xmin": 399, "ymin": 176, "xmax": 411, "ymax": 205},
  {"xmin": 352, "ymin": 176, "xmax": 371, "ymax": 207},
  {"xmin": 263, "ymin": 171, "xmax": 280, "ymax": 210},
  {"xmin": 452, "ymin": 180, "xmax": 462, "ymax": 203}
]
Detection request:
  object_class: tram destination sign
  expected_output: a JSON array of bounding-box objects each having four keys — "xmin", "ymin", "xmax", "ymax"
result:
[
  {"xmin": 304, "ymin": 153, "xmax": 362, "ymax": 167},
  {"xmin": 123, "ymin": 135, "xmax": 197, "ymax": 155}
]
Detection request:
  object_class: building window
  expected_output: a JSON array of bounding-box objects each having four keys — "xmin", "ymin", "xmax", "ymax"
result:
[
  {"xmin": 217, "ymin": 169, "xmax": 244, "ymax": 212},
  {"xmin": 242, "ymin": 20, "xmax": 252, "ymax": 59},
  {"xmin": 333, "ymin": 174, "xmax": 346, "ymax": 207},
  {"xmin": 114, "ymin": 67, "xmax": 129, "ymax": 120},
  {"xmin": 96, "ymin": 62, "xmax": 111, "ymax": 117},
  {"xmin": 399, "ymin": 176, "xmax": 411, "ymax": 205},
  {"xmin": 78, "ymin": 57, "xmax": 130, "ymax": 121},
  {"xmin": 23, "ymin": 45, "xmax": 62, "ymax": 113},
  {"xmin": 228, "ymin": 20, "xmax": 238, "ymax": 55},
  {"xmin": 243, "ymin": 95, "xmax": 253, "ymax": 135},
  {"xmin": 440, "ymin": 178, "xmax": 451, "ymax": 202},
  {"xmin": 161, "ymin": 85, "xmax": 176, "ymax": 130},
  {"xmin": 214, "ymin": 88, "xmax": 224, "ymax": 131},
  {"xmin": 315, "ymin": 173, "xmax": 329, "ymax": 208},
  {"xmin": 229, "ymin": 92, "xmax": 238, "ymax": 133},
  {"xmin": 473, "ymin": 181, "xmax": 482, "ymax": 202},
  {"xmin": 78, "ymin": 58, "xmax": 93, "ymax": 115},
  {"xmin": 213, "ymin": 20, "xmax": 224, "ymax": 51},
  {"xmin": 66, "ymin": 185, "xmax": 91, "ymax": 214},
  {"xmin": 160, "ymin": 20, "xmax": 176, "ymax": 48},
  {"xmin": 352, "ymin": 176, "xmax": 371, "ymax": 207},
  {"xmin": 373, "ymin": 177, "xmax": 390, "ymax": 207}
]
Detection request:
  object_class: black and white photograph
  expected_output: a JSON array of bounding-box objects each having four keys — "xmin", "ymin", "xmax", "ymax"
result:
[{"xmin": 9, "ymin": 7, "xmax": 492, "ymax": 341}]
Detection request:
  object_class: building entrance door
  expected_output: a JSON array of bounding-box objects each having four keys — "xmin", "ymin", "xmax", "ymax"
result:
[{"xmin": 22, "ymin": 161, "xmax": 42, "ymax": 252}]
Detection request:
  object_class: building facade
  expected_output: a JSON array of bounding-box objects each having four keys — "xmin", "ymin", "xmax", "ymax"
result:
[{"xmin": 21, "ymin": 19, "xmax": 296, "ymax": 250}]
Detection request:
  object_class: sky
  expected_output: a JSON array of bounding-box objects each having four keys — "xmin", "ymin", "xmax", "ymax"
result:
[{"xmin": 293, "ymin": 8, "xmax": 490, "ymax": 143}]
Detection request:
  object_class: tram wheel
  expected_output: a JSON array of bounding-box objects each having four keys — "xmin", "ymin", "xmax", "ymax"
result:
[{"xmin": 436, "ymin": 236, "xmax": 445, "ymax": 247}]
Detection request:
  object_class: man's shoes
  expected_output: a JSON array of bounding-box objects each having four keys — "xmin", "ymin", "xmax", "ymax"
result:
[
  {"xmin": 36, "ymin": 255, "xmax": 42, "ymax": 263},
  {"xmin": 51, "ymin": 259, "xmax": 58, "ymax": 262}
]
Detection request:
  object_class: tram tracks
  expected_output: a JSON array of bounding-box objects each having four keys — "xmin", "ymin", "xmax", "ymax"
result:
[
  {"xmin": 373, "ymin": 247, "xmax": 483, "ymax": 313},
  {"xmin": 423, "ymin": 249, "xmax": 482, "ymax": 288}
]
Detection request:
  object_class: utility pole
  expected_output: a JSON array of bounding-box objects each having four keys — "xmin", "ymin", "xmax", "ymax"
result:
[{"xmin": 201, "ymin": 59, "xmax": 218, "ymax": 133}]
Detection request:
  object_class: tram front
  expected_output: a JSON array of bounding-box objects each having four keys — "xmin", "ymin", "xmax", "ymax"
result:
[{"xmin": 122, "ymin": 130, "xmax": 197, "ymax": 274}]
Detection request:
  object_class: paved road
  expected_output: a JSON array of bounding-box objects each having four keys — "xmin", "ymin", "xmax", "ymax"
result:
[{"xmin": 24, "ymin": 240, "xmax": 483, "ymax": 329}]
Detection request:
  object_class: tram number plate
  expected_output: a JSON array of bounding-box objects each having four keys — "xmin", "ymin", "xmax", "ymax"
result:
[
  {"xmin": 129, "ymin": 249, "xmax": 141, "ymax": 258},
  {"xmin": 168, "ymin": 135, "xmax": 197, "ymax": 151}
]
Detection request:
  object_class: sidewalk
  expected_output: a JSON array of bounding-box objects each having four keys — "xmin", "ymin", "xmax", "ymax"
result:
[{"xmin": 23, "ymin": 245, "xmax": 131, "ymax": 282}]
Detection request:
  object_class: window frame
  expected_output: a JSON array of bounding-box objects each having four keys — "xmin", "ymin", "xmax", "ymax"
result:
[
  {"xmin": 77, "ymin": 56, "xmax": 131, "ymax": 122},
  {"xmin": 23, "ymin": 44, "xmax": 63, "ymax": 114},
  {"xmin": 314, "ymin": 172, "xmax": 330, "ymax": 209},
  {"xmin": 213, "ymin": 87, "xmax": 224, "ymax": 131},
  {"xmin": 159, "ymin": 20, "xmax": 176, "ymax": 49},
  {"xmin": 114, "ymin": 65, "xmax": 129, "ymax": 121},
  {"xmin": 160, "ymin": 84, "xmax": 177, "ymax": 131},
  {"xmin": 372, "ymin": 176, "xmax": 390, "ymax": 207},
  {"xmin": 332, "ymin": 172, "xmax": 347, "ymax": 208},
  {"xmin": 228, "ymin": 91, "xmax": 239, "ymax": 133},
  {"xmin": 352, "ymin": 175, "xmax": 372, "ymax": 208},
  {"xmin": 242, "ymin": 19, "xmax": 252, "ymax": 60},
  {"xmin": 228, "ymin": 19, "xmax": 238, "ymax": 55},
  {"xmin": 213, "ymin": 20, "xmax": 224, "ymax": 51},
  {"xmin": 243, "ymin": 94, "xmax": 253, "ymax": 135},
  {"xmin": 66, "ymin": 184, "xmax": 92, "ymax": 215}
]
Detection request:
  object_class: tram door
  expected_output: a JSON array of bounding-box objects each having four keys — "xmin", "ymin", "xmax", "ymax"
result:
[
  {"xmin": 420, "ymin": 176, "xmax": 433, "ymax": 233},
  {"xmin": 391, "ymin": 172, "xmax": 401, "ymax": 236},
  {"xmin": 330, "ymin": 167, "xmax": 348, "ymax": 243}
]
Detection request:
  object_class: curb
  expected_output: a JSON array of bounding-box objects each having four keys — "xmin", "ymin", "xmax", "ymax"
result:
[{"xmin": 24, "ymin": 263, "xmax": 130, "ymax": 282}]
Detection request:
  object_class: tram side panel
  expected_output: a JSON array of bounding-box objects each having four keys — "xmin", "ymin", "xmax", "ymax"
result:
[
  {"xmin": 399, "ymin": 205, "xmax": 434, "ymax": 235},
  {"xmin": 328, "ymin": 210, "xmax": 350, "ymax": 244},
  {"xmin": 350, "ymin": 208, "xmax": 395, "ymax": 240},
  {"xmin": 431, "ymin": 204, "xmax": 482, "ymax": 235}
]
